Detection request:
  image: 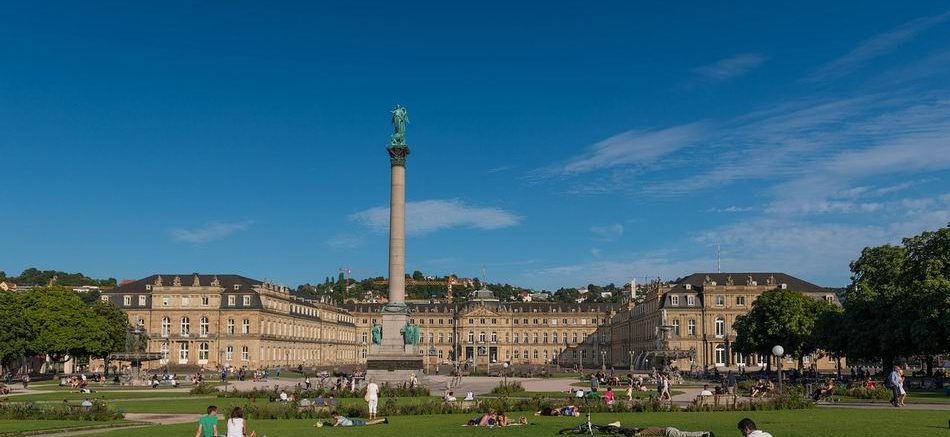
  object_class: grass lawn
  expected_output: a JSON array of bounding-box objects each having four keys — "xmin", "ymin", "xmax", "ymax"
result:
[
  {"xmin": 483, "ymin": 391, "xmax": 681, "ymax": 400},
  {"xmin": 3, "ymin": 390, "xmax": 192, "ymax": 402},
  {"xmin": 0, "ymin": 419, "xmax": 130, "ymax": 435},
  {"xmin": 839, "ymin": 389, "xmax": 950, "ymax": 404},
  {"xmin": 106, "ymin": 396, "xmax": 439, "ymax": 414},
  {"xmin": 76, "ymin": 409, "xmax": 950, "ymax": 437}
]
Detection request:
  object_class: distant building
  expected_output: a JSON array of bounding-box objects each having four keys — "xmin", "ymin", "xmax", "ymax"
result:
[
  {"xmin": 609, "ymin": 272, "xmax": 842, "ymax": 371},
  {"xmin": 101, "ymin": 274, "xmax": 359, "ymax": 370},
  {"xmin": 0, "ymin": 281, "xmax": 17, "ymax": 292}
]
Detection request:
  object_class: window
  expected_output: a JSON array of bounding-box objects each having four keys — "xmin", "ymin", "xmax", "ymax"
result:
[
  {"xmin": 687, "ymin": 319, "xmax": 696, "ymax": 336},
  {"xmin": 533, "ymin": 350, "xmax": 539, "ymax": 359},
  {"xmin": 228, "ymin": 296, "xmax": 236, "ymax": 306},
  {"xmin": 201, "ymin": 296, "xmax": 209, "ymax": 306},
  {"xmin": 573, "ymin": 332, "xmax": 578, "ymax": 343},
  {"xmin": 468, "ymin": 331, "xmax": 475, "ymax": 343},
  {"xmin": 479, "ymin": 332, "xmax": 486, "ymax": 343},
  {"xmin": 242, "ymin": 319, "xmax": 250, "ymax": 334},
  {"xmin": 123, "ymin": 295, "xmax": 132, "ymax": 306},
  {"xmin": 715, "ymin": 295, "xmax": 725, "ymax": 306},
  {"xmin": 199, "ymin": 317, "xmax": 209, "ymax": 336},
  {"xmin": 180, "ymin": 317, "xmax": 190, "ymax": 336},
  {"xmin": 824, "ymin": 295, "xmax": 835, "ymax": 303},
  {"xmin": 480, "ymin": 318, "xmax": 485, "ymax": 324},
  {"xmin": 513, "ymin": 333, "xmax": 519, "ymax": 343},
  {"xmin": 361, "ymin": 332, "xmax": 368, "ymax": 343},
  {"xmin": 543, "ymin": 332, "xmax": 548, "ymax": 343},
  {"xmin": 100, "ymin": 295, "xmax": 109, "ymax": 302},
  {"xmin": 160, "ymin": 342, "xmax": 169, "ymax": 360},
  {"xmin": 198, "ymin": 342, "xmax": 209, "ymax": 360},
  {"xmin": 715, "ymin": 317, "xmax": 725, "ymax": 338},
  {"xmin": 672, "ymin": 319, "xmax": 680, "ymax": 336},
  {"xmin": 225, "ymin": 346, "xmax": 234, "ymax": 361},
  {"xmin": 242, "ymin": 295, "xmax": 251, "ymax": 306},
  {"xmin": 715, "ymin": 345, "xmax": 726, "ymax": 366},
  {"xmin": 181, "ymin": 297, "xmax": 190, "ymax": 306},
  {"xmin": 514, "ymin": 349, "xmax": 520, "ymax": 359},
  {"xmin": 241, "ymin": 346, "xmax": 249, "ymax": 361},
  {"xmin": 552, "ymin": 332, "xmax": 559, "ymax": 343},
  {"xmin": 670, "ymin": 295, "xmax": 679, "ymax": 306},
  {"xmin": 179, "ymin": 342, "xmax": 189, "ymax": 361},
  {"xmin": 687, "ymin": 295, "xmax": 695, "ymax": 306},
  {"xmin": 138, "ymin": 295, "xmax": 147, "ymax": 306},
  {"xmin": 491, "ymin": 332, "xmax": 497, "ymax": 343},
  {"xmin": 533, "ymin": 333, "xmax": 539, "ymax": 343},
  {"xmin": 227, "ymin": 319, "xmax": 235, "ymax": 335},
  {"xmin": 736, "ymin": 296, "xmax": 746, "ymax": 306},
  {"xmin": 136, "ymin": 317, "xmax": 145, "ymax": 328},
  {"xmin": 161, "ymin": 317, "xmax": 170, "ymax": 337}
]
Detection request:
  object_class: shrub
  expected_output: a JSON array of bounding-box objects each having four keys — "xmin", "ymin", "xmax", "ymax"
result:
[
  {"xmin": 490, "ymin": 381, "xmax": 525, "ymax": 396},
  {"xmin": 0, "ymin": 400, "xmax": 123, "ymax": 421},
  {"xmin": 190, "ymin": 383, "xmax": 219, "ymax": 395},
  {"xmin": 834, "ymin": 385, "xmax": 891, "ymax": 400}
]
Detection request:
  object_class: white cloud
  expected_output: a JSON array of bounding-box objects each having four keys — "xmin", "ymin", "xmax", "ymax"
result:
[
  {"xmin": 691, "ymin": 53, "xmax": 767, "ymax": 81},
  {"xmin": 350, "ymin": 199, "xmax": 521, "ymax": 236},
  {"xmin": 324, "ymin": 233, "xmax": 364, "ymax": 250},
  {"xmin": 590, "ymin": 248, "xmax": 603, "ymax": 258},
  {"xmin": 169, "ymin": 220, "xmax": 253, "ymax": 244},
  {"xmin": 589, "ymin": 223, "xmax": 624, "ymax": 241},
  {"xmin": 553, "ymin": 123, "xmax": 707, "ymax": 174},
  {"xmin": 805, "ymin": 12, "xmax": 950, "ymax": 82},
  {"xmin": 711, "ymin": 206, "xmax": 756, "ymax": 213}
]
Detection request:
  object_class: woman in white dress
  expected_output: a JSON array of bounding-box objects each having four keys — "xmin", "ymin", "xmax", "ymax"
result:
[{"xmin": 227, "ymin": 407, "xmax": 256, "ymax": 437}]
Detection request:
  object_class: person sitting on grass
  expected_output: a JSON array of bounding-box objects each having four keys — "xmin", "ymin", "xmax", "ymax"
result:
[
  {"xmin": 737, "ymin": 418, "xmax": 772, "ymax": 437},
  {"xmin": 466, "ymin": 409, "xmax": 497, "ymax": 426},
  {"xmin": 329, "ymin": 411, "xmax": 388, "ymax": 427},
  {"xmin": 226, "ymin": 407, "xmax": 256, "ymax": 437},
  {"xmin": 497, "ymin": 412, "xmax": 510, "ymax": 427},
  {"xmin": 864, "ymin": 377, "xmax": 875, "ymax": 390},
  {"xmin": 195, "ymin": 405, "xmax": 218, "ymax": 437}
]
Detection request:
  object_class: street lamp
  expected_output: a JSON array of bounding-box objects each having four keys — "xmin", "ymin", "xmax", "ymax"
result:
[
  {"xmin": 502, "ymin": 362, "xmax": 510, "ymax": 386},
  {"xmin": 628, "ymin": 350, "xmax": 635, "ymax": 371},
  {"xmin": 600, "ymin": 350, "xmax": 607, "ymax": 371},
  {"xmin": 772, "ymin": 345, "xmax": 785, "ymax": 393}
]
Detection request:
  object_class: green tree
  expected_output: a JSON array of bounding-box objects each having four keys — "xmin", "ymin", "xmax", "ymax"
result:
[
  {"xmin": 900, "ymin": 225, "xmax": 950, "ymax": 374},
  {"xmin": 733, "ymin": 288, "xmax": 826, "ymax": 369},
  {"xmin": 0, "ymin": 292, "xmax": 31, "ymax": 368},
  {"xmin": 412, "ymin": 270, "xmax": 424, "ymax": 281},
  {"xmin": 844, "ymin": 244, "xmax": 909, "ymax": 369},
  {"xmin": 20, "ymin": 286, "xmax": 98, "ymax": 363}
]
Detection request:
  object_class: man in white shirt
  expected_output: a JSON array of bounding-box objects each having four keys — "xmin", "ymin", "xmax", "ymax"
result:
[
  {"xmin": 699, "ymin": 384, "xmax": 714, "ymax": 396},
  {"xmin": 738, "ymin": 418, "xmax": 773, "ymax": 437},
  {"xmin": 365, "ymin": 379, "xmax": 380, "ymax": 419}
]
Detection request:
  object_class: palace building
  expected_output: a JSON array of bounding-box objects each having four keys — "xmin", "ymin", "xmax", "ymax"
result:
[
  {"xmin": 609, "ymin": 272, "xmax": 842, "ymax": 372},
  {"xmin": 100, "ymin": 274, "xmax": 359, "ymax": 370},
  {"xmin": 343, "ymin": 288, "xmax": 616, "ymax": 370}
]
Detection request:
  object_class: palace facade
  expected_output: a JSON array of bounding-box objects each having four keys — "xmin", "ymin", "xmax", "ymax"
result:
[
  {"xmin": 609, "ymin": 272, "xmax": 842, "ymax": 371},
  {"xmin": 343, "ymin": 290, "xmax": 616, "ymax": 370},
  {"xmin": 101, "ymin": 274, "xmax": 359, "ymax": 370}
]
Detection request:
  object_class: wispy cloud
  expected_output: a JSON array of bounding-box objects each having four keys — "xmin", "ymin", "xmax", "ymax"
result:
[
  {"xmin": 691, "ymin": 53, "xmax": 767, "ymax": 82},
  {"xmin": 550, "ymin": 123, "xmax": 707, "ymax": 175},
  {"xmin": 169, "ymin": 220, "xmax": 253, "ymax": 244},
  {"xmin": 350, "ymin": 199, "xmax": 521, "ymax": 236},
  {"xmin": 324, "ymin": 233, "xmax": 364, "ymax": 250},
  {"xmin": 589, "ymin": 223, "xmax": 624, "ymax": 241},
  {"xmin": 710, "ymin": 206, "xmax": 756, "ymax": 213},
  {"xmin": 487, "ymin": 165, "xmax": 513, "ymax": 173},
  {"xmin": 805, "ymin": 12, "xmax": 950, "ymax": 82}
]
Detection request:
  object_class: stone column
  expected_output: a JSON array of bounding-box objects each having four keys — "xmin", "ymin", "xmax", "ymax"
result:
[
  {"xmin": 384, "ymin": 146, "xmax": 410, "ymax": 311},
  {"xmin": 387, "ymin": 156, "xmax": 407, "ymax": 306}
]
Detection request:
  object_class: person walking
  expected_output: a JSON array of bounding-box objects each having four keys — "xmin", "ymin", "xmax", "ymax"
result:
[
  {"xmin": 887, "ymin": 365, "xmax": 902, "ymax": 407},
  {"xmin": 195, "ymin": 405, "xmax": 219, "ymax": 437},
  {"xmin": 365, "ymin": 378, "xmax": 380, "ymax": 419},
  {"xmin": 897, "ymin": 366, "xmax": 907, "ymax": 407}
]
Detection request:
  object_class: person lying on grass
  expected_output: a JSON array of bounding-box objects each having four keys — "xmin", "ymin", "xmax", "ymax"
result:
[
  {"xmin": 535, "ymin": 405, "xmax": 581, "ymax": 416},
  {"xmin": 323, "ymin": 411, "xmax": 388, "ymax": 427}
]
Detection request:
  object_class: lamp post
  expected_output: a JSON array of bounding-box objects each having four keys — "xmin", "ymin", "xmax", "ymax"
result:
[
  {"xmin": 772, "ymin": 345, "xmax": 785, "ymax": 393},
  {"xmin": 600, "ymin": 350, "xmax": 607, "ymax": 371},
  {"xmin": 628, "ymin": 350, "xmax": 635, "ymax": 371},
  {"xmin": 502, "ymin": 362, "xmax": 510, "ymax": 386}
]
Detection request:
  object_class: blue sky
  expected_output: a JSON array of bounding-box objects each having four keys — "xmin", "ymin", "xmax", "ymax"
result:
[{"xmin": 3, "ymin": 2, "xmax": 950, "ymax": 290}]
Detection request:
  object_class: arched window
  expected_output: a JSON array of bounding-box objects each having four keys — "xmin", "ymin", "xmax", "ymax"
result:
[
  {"xmin": 242, "ymin": 319, "xmax": 250, "ymax": 334},
  {"xmin": 198, "ymin": 342, "xmax": 209, "ymax": 360},
  {"xmin": 225, "ymin": 346, "xmax": 234, "ymax": 361},
  {"xmin": 552, "ymin": 332, "xmax": 559, "ymax": 343},
  {"xmin": 179, "ymin": 342, "xmax": 189, "ymax": 361},
  {"xmin": 715, "ymin": 344, "xmax": 726, "ymax": 366},
  {"xmin": 199, "ymin": 317, "xmax": 209, "ymax": 336},
  {"xmin": 180, "ymin": 317, "xmax": 190, "ymax": 336},
  {"xmin": 241, "ymin": 346, "xmax": 249, "ymax": 361},
  {"xmin": 715, "ymin": 317, "xmax": 725, "ymax": 338},
  {"xmin": 161, "ymin": 317, "xmax": 170, "ymax": 337}
]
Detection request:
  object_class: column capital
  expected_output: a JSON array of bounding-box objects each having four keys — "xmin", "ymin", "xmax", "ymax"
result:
[{"xmin": 387, "ymin": 145, "xmax": 411, "ymax": 167}]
